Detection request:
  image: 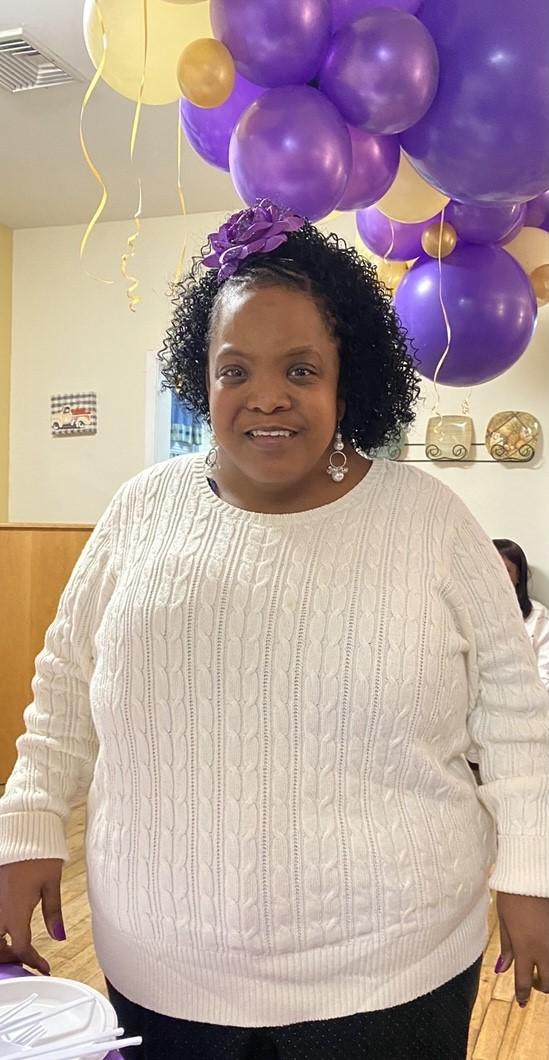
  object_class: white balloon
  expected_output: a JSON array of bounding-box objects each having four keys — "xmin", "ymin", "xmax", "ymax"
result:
[{"xmin": 504, "ymin": 226, "xmax": 549, "ymax": 275}]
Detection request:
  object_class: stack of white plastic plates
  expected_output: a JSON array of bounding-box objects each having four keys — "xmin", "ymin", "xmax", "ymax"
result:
[{"xmin": 0, "ymin": 977, "xmax": 139, "ymax": 1060}]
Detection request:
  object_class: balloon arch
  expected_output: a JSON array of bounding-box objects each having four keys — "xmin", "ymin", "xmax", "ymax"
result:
[{"xmin": 84, "ymin": 0, "xmax": 549, "ymax": 386}]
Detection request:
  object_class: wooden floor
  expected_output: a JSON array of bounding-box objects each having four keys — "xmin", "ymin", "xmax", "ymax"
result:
[{"xmin": 30, "ymin": 805, "xmax": 549, "ymax": 1058}]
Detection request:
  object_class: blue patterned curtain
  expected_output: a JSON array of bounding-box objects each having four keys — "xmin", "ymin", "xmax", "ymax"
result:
[{"xmin": 170, "ymin": 395, "xmax": 209, "ymax": 457}]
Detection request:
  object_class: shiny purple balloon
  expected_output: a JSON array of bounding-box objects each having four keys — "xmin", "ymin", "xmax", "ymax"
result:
[
  {"xmin": 229, "ymin": 86, "xmax": 352, "ymax": 222},
  {"xmin": 332, "ymin": 0, "xmax": 421, "ymax": 33},
  {"xmin": 445, "ymin": 202, "xmax": 526, "ymax": 245},
  {"xmin": 356, "ymin": 206, "xmax": 438, "ymax": 260},
  {"xmin": 401, "ymin": 0, "xmax": 549, "ymax": 203},
  {"xmin": 394, "ymin": 245, "xmax": 537, "ymax": 386},
  {"xmin": 319, "ymin": 10, "xmax": 439, "ymax": 135},
  {"xmin": 179, "ymin": 74, "xmax": 266, "ymax": 172},
  {"xmin": 337, "ymin": 128, "xmax": 399, "ymax": 211},
  {"xmin": 211, "ymin": 0, "xmax": 331, "ymax": 88},
  {"xmin": 524, "ymin": 190, "xmax": 549, "ymax": 232}
]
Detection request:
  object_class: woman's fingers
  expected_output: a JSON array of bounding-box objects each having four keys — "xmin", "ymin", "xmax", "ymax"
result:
[
  {"xmin": 495, "ymin": 916, "xmax": 514, "ymax": 974},
  {"xmin": 514, "ymin": 951, "xmax": 536, "ymax": 1008},
  {"xmin": 3, "ymin": 922, "xmax": 50, "ymax": 976}
]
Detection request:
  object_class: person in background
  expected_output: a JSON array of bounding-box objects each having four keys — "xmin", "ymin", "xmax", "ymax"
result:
[
  {"xmin": 493, "ymin": 539, "xmax": 549, "ymax": 691},
  {"xmin": 1, "ymin": 203, "xmax": 548, "ymax": 1060}
]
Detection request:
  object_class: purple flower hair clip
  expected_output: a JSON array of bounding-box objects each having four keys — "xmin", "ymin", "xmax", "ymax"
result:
[{"xmin": 202, "ymin": 199, "xmax": 305, "ymax": 282}]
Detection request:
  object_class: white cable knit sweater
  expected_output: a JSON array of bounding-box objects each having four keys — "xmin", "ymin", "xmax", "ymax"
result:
[{"xmin": 1, "ymin": 455, "xmax": 548, "ymax": 1026}]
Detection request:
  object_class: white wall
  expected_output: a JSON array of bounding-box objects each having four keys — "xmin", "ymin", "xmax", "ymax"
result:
[
  {"xmin": 9, "ymin": 211, "xmax": 548, "ymax": 601},
  {"xmin": 9, "ymin": 211, "xmax": 225, "ymax": 524},
  {"xmin": 407, "ymin": 310, "xmax": 549, "ymax": 604}
]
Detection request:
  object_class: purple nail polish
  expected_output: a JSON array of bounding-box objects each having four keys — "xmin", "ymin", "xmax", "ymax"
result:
[
  {"xmin": 52, "ymin": 921, "xmax": 66, "ymax": 942},
  {"xmin": 518, "ymin": 1000, "xmax": 528, "ymax": 1009},
  {"xmin": 494, "ymin": 955, "xmax": 505, "ymax": 974}
]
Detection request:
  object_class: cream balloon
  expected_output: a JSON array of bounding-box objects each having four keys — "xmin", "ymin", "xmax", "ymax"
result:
[
  {"xmin": 421, "ymin": 220, "xmax": 457, "ymax": 259},
  {"xmin": 83, "ymin": 0, "xmax": 212, "ymax": 105},
  {"xmin": 177, "ymin": 38, "xmax": 235, "ymax": 108},
  {"xmin": 376, "ymin": 151, "xmax": 449, "ymax": 224},
  {"xmin": 530, "ymin": 264, "xmax": 549, "ymax": 305},
  {"xmin": 505, "ymin": 226, "xmax": 549, "ymax": 276}
]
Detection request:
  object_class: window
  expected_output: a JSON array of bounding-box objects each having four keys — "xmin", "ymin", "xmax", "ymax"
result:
[{"xmin": 169, "ymin": 394, "xmax": 210, "ymax": 458}]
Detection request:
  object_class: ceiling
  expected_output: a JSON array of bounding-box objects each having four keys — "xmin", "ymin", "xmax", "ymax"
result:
[{"xmin": 0, "ymin": 0, "xmax": 241, "ymax": 228}]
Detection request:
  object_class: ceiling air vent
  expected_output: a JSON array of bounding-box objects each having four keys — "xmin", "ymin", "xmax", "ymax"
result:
[{"xmin": 0, "ymin": 28, "xmax": 83, "ymax": 92}]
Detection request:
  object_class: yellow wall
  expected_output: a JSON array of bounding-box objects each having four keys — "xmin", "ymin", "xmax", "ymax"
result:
[{"xmin": 0, "ymin": 224, "xmax": 12, "ymax": 521}]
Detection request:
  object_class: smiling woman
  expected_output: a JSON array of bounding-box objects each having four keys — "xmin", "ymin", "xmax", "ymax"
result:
[
  {"xmin": 1, "ymin": 203, "xmax": 549, "ymax": 1060},
  {"xmin": 159, "ymin": 209, "xmax": 419, "ymax": 513}
]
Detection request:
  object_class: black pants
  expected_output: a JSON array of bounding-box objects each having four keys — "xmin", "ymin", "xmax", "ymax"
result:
[{"xmin": 106, "ymin": 955, "xmax": 482, "ymax": 1060}]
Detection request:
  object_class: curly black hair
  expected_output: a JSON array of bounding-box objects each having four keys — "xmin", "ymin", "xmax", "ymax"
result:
[{"xmin": 159, "ymin": 220, "xmax": 419, "ymax": 453}]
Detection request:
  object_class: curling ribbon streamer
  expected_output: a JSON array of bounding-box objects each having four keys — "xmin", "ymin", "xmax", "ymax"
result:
[
  {"xmin": 79, "ymin": 0, "xmax": 113, "ymax": 284},
  {"xmin": 121, "ymin": 179, "xmax": 143, "ymax": 312},
  {"xmin": 120, "ymin": 0, "xmax": 149, "ymax": 310},
  {"xmin": 383, "ymin": 217, "xmax": 395, "ymax": 261},
  {"xmin": 431, "ymin": 206, "xmax": 452, "ymax": 419},
  {"xmin": 174, "ymin": 117, "xmax": 188, "ymax": 284}
]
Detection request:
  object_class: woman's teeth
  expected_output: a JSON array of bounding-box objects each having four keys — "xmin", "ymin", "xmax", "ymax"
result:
[{"xmin": 248, "ymin": 430, "xmax": 294, "ymax": 437}]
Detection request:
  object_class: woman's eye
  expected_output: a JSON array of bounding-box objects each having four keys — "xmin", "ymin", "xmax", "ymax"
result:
[
  {"xmin": 219, "ymin": 366, "xmax": 244, "ymax": 378},
  {"xmin": 289, "ymin": 366, "xmax": 315, "ymax": 378}
]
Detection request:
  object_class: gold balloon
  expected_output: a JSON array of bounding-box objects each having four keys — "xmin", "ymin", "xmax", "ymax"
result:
[
  {"xmin": 505, "ymin": 226, "xmax": 549, "ymax": 276},
  {"xmin": 377, "ymin": 151, "xmax": 449, "ymax": 224},
  {"xmin": 83, "ymin": 0, "xmax": 212, "ymax": 105},
  {"xmin": 363, "ymin": 254, "xmax": 408, "ymax": 294},
  {"xmin": 421, "ymin": 220, "xmax": 457, "ymax": 259},
  {"xmin": 530, "ymin": 264, "xmax": 549, "ymax": 305},
  {"xmin": 177, "ymin": 38, "xmax": 235, "ymax": 108}
]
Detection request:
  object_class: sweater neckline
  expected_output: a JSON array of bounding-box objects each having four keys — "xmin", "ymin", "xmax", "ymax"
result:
[{"xmin": 193, "ymin": 452, "xmax": 384, "ymax": 526}]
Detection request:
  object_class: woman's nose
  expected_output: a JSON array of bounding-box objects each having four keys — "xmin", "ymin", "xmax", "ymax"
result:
[{"xmin": 245, "ymin": 383, "xmax": 292, "ymax": 413}]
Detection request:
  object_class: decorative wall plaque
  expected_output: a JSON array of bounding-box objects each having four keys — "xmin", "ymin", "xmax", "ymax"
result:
[
  {"xmin": 485, "ymin": 411, "xmax": 538, "ymax": 462},
  {"xmin": 425, "ymin": 415, "xmax": 473, "ymax": 461},
  {"xmin": 51, "ymin": 392, "xmax": 97, "ymax": 437}
]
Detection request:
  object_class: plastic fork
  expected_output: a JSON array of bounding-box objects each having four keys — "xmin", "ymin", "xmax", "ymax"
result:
[
  {"xmin": 0, "ymin": 998, "xmax": 39, "ymax": 1031},
  {"xmin": 0, "ymin": 999, "xmax": 94, "ymax": 1037},
  {"xmin": 4, "ymin": 1026, "xmax": 44, "ymax": 1048},
  {"xmin": 1, "ymin": 1033, "xmax": 142, "ymax": 1060}
]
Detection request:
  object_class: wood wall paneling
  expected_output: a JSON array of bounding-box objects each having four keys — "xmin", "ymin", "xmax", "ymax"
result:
[{"xmin": 0, "ymin": 525, "xmax": 92, "ymax": 784}]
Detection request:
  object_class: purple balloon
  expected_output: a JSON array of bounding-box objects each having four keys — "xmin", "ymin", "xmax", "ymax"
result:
[
  {"xmin": 401, "ymin": 0, "xmax": 549, "ymax": 203},
  {"xmin": 210, "ymin": 0, "xmax": 331, "ymax": 88},
  {"xmin": 179, "ymin": 74, "xmax": 266, "ymax": 172},
  {"xmin": 332, "ymin": 0, "xmax": 421, "ymax": 33},
  {"xmin": 229, "ymin": 86, "xmax": 352, "ymax": 222},
  {"xmin": 319, "ymin": 11, "xmax": 439, "ymax": 135},
  {"xmin": 357, "ymin": 206, "xmax": 438, "ymax": 260},
  {"xmin": 445, "ymin": 202, "xmax": 526, "ymax": 245},
  {"xmin": 394, "ymin": 244, "xmax": 537, "ymax": 386},
  {"xmin": 337, "ymin": 127, "xmax": 399, "ymax": 211},
  {"xmin": 524, "ymin": 190, "xmax": 549, "ymax": 232}
]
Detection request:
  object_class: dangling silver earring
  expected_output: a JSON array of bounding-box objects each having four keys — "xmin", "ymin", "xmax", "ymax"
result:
[
  {"xmin": 326, "ymin": 423, "xmax": 348, "ymax": 483},
  {"xmin": 205, "ymin": 436, "xmax": 219, "ymax": 474}
]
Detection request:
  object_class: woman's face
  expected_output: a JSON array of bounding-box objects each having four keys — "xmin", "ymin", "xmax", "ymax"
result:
[
  {"xmin": 207, "ymin": 284, "xmax": 343, "ymax": 490},
  {"xmin": 502, "ymin": 555, "xmax": 520, "ymax": 587}
]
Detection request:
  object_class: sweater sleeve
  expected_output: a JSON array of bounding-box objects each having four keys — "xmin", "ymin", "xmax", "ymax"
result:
[
  {"xmin": 0, "ymin": 493, "xmax": 120, "ymax": 866},
  {"xmin": 532, "ymin": 606, "xmax": 549, "ymax": 691},
  {"xmin": 451, "ymin": 500, "xmax": 549, "ymax": 898}
]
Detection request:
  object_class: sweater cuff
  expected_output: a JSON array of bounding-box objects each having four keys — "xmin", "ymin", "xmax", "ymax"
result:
[
  {"xmin": 489, "ymin": 834, "xmax": 549, "ymax": 897},
  {"xmin": 0, "ymin": 812, "xmax": 69, "ymax": 866}
]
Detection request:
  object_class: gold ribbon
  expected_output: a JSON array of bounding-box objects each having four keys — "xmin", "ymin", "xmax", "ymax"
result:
[
  {"xmin": 120, "ymin": 0, "xmax": 149, "ymax": 311},
  {"xmin": 121, "ymin": 179, "xmax": 143, "ymax": 312},
  {"xmin": 79, "ymin": 0, "xmax": 113, "ymax": 284},
  {"xmin": 431, "ymin": 206, "xmax": 452, "ymax": 418},
  {"xmin": 383, "ymin": 216, "xmax": 395, "ymax": 261},
  {"xmin": 174, "ymin": 117, "xmax": 188, "ymax": 284}
]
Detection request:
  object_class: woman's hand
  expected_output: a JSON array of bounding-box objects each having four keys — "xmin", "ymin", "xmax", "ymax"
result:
[
  {"xmin": 495, "ymin": 892, "xmax": 549, "ymax": 1006},
  {"xmin": 0, "ymin": 859, "xmax": 65, "ymax": 975}
]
